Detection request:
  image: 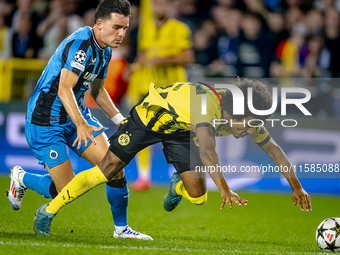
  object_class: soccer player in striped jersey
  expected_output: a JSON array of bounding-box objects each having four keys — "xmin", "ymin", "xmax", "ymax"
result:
[
  {"xmin": 6, "ymin": 0, "xmax": 152, "ymax": 240},
  {"xmin": 33, "ymin": 79, "xmax": 312, "ymax": 235}
]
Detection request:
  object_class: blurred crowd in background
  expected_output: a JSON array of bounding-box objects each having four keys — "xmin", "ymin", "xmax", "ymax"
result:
[
  {"xmin": 0, "ymin": 0, "xmax": 340, "ymax": 117},
  {"xmin": 2, "ymin": 0, "xmax": 340, "ymax": 78}
]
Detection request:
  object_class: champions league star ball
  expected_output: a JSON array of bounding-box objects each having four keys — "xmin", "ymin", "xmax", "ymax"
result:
[{"xmin": 316, "ymin": 217, "xmax": 340, "ymax": 251}]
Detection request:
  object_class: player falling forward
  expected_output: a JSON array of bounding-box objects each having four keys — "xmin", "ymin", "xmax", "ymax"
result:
[
  {"xmin": 33, "ymin": 79, "xmax": 312, "ymax": 235},
  {"xmin": 6, "ymin": 0, "xmax": 151, "ymax": 239}
]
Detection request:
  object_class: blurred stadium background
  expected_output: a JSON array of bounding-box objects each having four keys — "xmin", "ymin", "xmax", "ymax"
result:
[{"xmin": 0, "ymin": 0, "xmax": 339, "ymax": 194}]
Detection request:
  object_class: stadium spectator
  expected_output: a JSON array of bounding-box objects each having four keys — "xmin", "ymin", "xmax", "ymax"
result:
[
  {"xmin": 285, "ymin": 0, "xmax": 303, "ymax": 10},
  {"xmin": 285, "ymin": 7, "xmax": 305, "ymax": 32},
  {"xmin": 9, "ymin": 0, "xmax": 41, "ymax": 33},
  {"xmin": 32, "ymin": 0, "xmax": 49, "ymax": 19},
  {"xmin": 37, "ymin": 0, "xmax": 83, "ymax": 60},
  {"xmin": 10, "ymin": 12, "xmax": 41, "ymax": 58},
  {"xmin": 270, "ymin": 24, "xmax": 309, "ymax": 79},
  {"xmin": 193, "ymin": 20, "xmax": 218, "ymax": 66},
  {"xmin": 305, "ymin": 9, "xmax": 324, "ymax": 36},
  {"xmin": 214, "ymin": 0, "xmax": 235, "ymax": 10},
  {"xmin": 243, "ymin": 0, "xmax": 268, "ymax": 18},
  {"xmin": 324, "ymin": 8, "xmax": 340, "ymax": 77},
  {"xmin": 314, "ymin": 0, "xmax": 340, "ymax": 12},
  {"xmin": 217, "ymin": 9, "xmax": 241, "ymax": 67},
  {"xmin": 302, "ymin": 36, "xmax": 327, "ymax": 78},
  {"xmin": 236, "ymin": 12, "xmax": 271, "ymax": 78},
  {"xmin": 0, "ymin": 0, "xmax": 14, "ymax": 23},
  {"xmin": 173, "ymin": 0, "xmax": 207, "ymax": 32},
  {"xmin": 266, "ymin": 12, "xmax": 289, "ymax": 69}
]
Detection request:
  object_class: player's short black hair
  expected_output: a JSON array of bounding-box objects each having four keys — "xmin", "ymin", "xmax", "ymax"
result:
[
  {"xmin": 94, "ymin": 0, "xmax": 131, "ymax": 23},
  {"xmin": 220, "ymin": 79, "xmax": 274, "ymax": 121}
]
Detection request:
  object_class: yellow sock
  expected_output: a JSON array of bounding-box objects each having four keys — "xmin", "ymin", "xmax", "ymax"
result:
[
  {"xmin": 46, "ymin": 166, "xmax": 108, "ymax": 214},
  {"xmin": 175, "ymin": 180, "xmax": 208, "ymax": 205},
  {"xmin": 136, "ymin": 147, "xmax": 152, "ymax": 179}
]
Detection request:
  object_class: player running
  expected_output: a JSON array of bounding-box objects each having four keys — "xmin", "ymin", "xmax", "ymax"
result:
[
  {"xmin": 33, "ymin": 79, "xmax": 312, "ymax": 235},
  {"xmin": 6, "ymin": 0, "xmax": 151, "ymax": 240}
]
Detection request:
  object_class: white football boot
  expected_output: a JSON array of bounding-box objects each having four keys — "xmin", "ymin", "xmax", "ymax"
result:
[
  {"xmin": 6, "ymin": 166, "xmax": 27, "ymax": 210},
  {"xmin": 114, "ymin": 226, "xmax": 153, "ymax": 240}
]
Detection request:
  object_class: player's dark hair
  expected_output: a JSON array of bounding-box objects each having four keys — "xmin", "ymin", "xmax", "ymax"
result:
[
  {"xmin": 220, "ymin": 78, "xmax": 274, "ymax": 122},
  {"xmin": 94, "ymin": 0, "xmax": 131, "ymax": 23}
]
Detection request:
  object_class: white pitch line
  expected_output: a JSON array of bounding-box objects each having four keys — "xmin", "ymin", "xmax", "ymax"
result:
[{"xmin": 0, "ymin": 240, "xmax": 324, "ymax": 254}]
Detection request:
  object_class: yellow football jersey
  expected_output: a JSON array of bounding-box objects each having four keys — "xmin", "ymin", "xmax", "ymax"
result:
[
  {"xmin": 128, "ymin": 18, "xmax": 193, "ymax": 104},
  {"xmin": 134, "ymin": 82, "xmax": 271, "ymax": 146}
]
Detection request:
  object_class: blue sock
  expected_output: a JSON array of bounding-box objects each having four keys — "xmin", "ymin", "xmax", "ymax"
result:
[
  {"xmin": 106, "ymin": 181, "xmax": 129, "ymax": 227},
  {"xmin": 22, "ymin": 173, "xmax": 54, "ymax": 199}
]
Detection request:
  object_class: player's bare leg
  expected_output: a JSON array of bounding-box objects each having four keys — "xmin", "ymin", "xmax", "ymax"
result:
[
  {"xmin": 34, "ymin": 150, "xmax": 152, "ymax": 239},
  {"xmin": 81, "ymin": 133, "xmax": 152, "ymax": 239},
  {"xmin": 45, "ymin": 160, "xmax": 75, "ymax": 193},
  {"xmin": 34, "ymin": 150, "xmax": 124, "ymax": 234},
  {"xmin": 80, "ymin": 132, "xmax": 126, "ymax": 180},
  {"xmin": 178, "ymin": 171, "xmax": 207, "ymax": 198}
]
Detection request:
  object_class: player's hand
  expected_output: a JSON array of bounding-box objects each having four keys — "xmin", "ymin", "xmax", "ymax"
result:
[
  {"xmin": 292, "ymin": 188, "xmax": 312, "ymax": 212},
  {"xmin": 72, "ymin": 123, "xmax": 103, "ymax": 150},
  {"xmin": 220, "ymin": 189, "xmax": 247, "ymax": 210}
]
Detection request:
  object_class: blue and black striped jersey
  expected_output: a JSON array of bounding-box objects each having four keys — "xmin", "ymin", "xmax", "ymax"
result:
[{"xmin": 27, "ymin": 26, "xmax": 112, "ymax": 126}]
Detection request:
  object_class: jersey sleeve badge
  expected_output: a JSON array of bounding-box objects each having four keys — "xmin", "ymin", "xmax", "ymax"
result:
[{"xmin": 74, "ymin": 50, "xmax": 86, "ymax": 63}]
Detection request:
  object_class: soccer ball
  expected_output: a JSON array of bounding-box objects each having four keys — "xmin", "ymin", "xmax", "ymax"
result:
[{"xmin": 316, "ymin": 217, "xmax": 340, "ymax": 251}]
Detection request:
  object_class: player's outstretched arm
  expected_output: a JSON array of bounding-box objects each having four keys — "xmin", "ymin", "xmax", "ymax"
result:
[
  {"xmin": 59, "ymin": 68, "xmax": 103, "ymax": 149},
  {"xmin": 260, "ymin": 137, "xmax": 312, "ymax": 212},
  {"xmin": 196, "ymin": 126, "xmax": 247, "ymax": 210}
]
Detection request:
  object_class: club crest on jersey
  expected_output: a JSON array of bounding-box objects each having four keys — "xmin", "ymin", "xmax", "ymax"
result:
[
  {"xmin": 49, "ymin": 148, "xmax": 58, "ymax": 159},
  {"xmin": 74, "ymin": 50, "xmax": 86, "ymax": 63},
  {"xmin": 118, "ymin": 132, "xmax": 131, "ymax": 146}
]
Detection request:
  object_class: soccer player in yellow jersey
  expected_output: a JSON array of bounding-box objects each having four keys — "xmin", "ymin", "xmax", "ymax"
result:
[
  {"xmin": 128, "ymin": 0, "xmax": 194, "ymax": 191},
  {"xmin": 33, "ymin": 79, "xmax": 312, "ymax": 235}
]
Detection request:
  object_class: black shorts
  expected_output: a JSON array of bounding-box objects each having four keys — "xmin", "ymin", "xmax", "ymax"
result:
[{"xmin": 108, "ymin": 108, "xmax": 203, "ymax": 173}]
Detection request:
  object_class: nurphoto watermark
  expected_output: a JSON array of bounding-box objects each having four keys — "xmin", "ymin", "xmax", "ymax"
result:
[{"xmin": 201, "ymin": 84, "xmax": 312, "ymax": 127}]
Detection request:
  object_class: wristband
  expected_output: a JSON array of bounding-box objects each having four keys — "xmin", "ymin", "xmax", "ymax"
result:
[{"xmin": 110, "ymin": 113, "xmax": 125, "ymax": 125}]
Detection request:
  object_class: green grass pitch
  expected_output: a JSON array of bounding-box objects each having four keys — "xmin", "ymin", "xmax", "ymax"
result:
[{"xmin": 0, "ymin": 176, "xmax": 339, "ymax": 255}]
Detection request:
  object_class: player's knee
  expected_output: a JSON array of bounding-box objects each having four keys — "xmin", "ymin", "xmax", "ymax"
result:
[
  {"xmin": 99, "ymin": 151, "xmax": 125, "ymax": 180},
  {"xmin": 188, "ymin": 192, "xmax": 207, "ymax": 205}
]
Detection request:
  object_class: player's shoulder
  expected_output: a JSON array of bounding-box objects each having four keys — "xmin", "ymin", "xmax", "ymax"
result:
[
  {"xmin": 66, "ymin": 26, "xmax": 91, "ymax": 40},
  {"xmin": 64, "ymin": 26, "xmax": 93, "ymax": 50}
]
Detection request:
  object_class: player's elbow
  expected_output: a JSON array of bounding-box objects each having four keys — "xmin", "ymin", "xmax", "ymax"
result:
[
  {"xmin": 57, "ymin": 87, "xmax": 68, "ymax": 100},
  {"xmin": 199, "ymin": 149, "xmax": 217, "ymax": 165}
]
